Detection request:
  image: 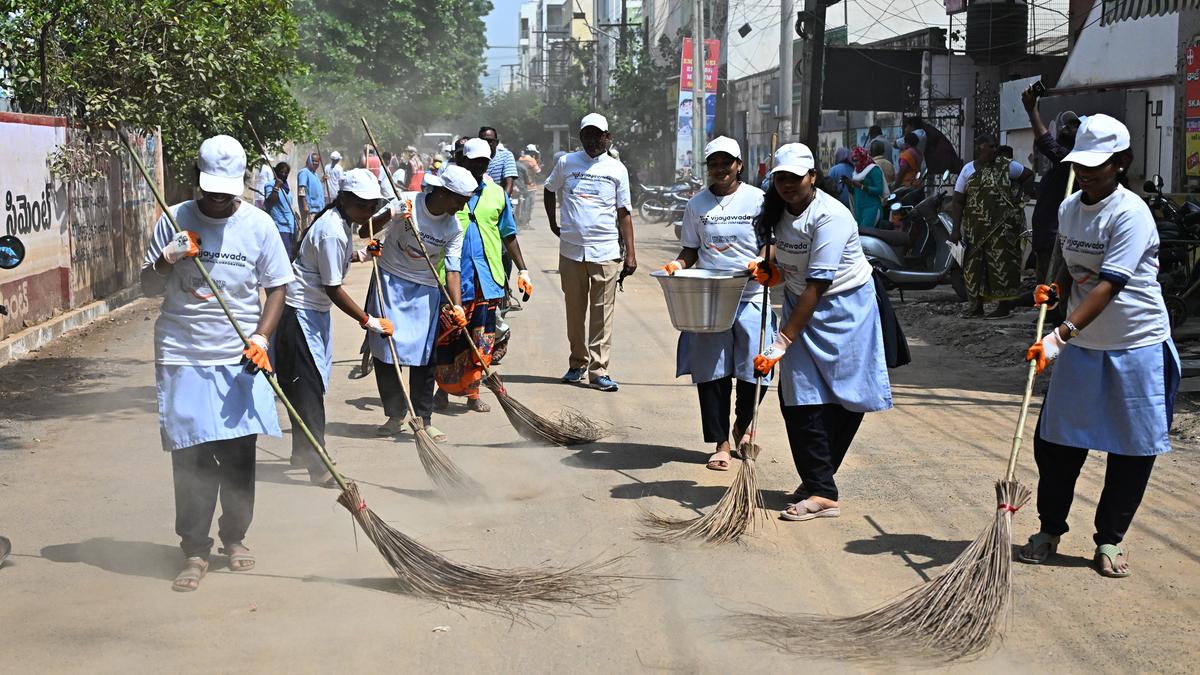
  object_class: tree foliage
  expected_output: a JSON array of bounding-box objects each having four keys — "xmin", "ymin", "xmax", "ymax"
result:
[
  {"xmin": 0, "ymin": 0, "xmax": 312, "ymax": 180},
  {"xmin": 293, "ymin": 0, "xmax": 492, "ymax": 151}
]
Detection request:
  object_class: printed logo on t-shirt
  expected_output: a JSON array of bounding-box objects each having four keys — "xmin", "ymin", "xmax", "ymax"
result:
[{"xmin": 704, "ymin": 234, "xmax": 741, "ymax": 254}]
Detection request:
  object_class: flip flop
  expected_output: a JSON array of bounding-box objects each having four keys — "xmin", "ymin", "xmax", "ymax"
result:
[
  {"xmin": 1095, "ymin": 544, "xmax": 1131, "ymax": 578},
  {"xmin": 706, "ymin": 450, "xmax": 733, "ymax": 471},
  {"xmin": 218, "ymin": 545, "xmax": 256, "ymax": 572},
  {"xmin": 1017, "ymin": 532, "xmax": 1060, "ymax": 564},
  {"xmin": 172, "ymin": 557, "xmax": 208, "ymax": 592},
  {"xmin": 780, "ymin": 499, "xmax": 840, "ymax": 521}
]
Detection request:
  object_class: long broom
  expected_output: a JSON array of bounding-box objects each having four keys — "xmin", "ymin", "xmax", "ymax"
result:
[
  {"xmin": 120, "ymin": 133, "xmax": 627, "ymax": 612},
  {"xmin": 731, "ymin": 169, "xmax": 1077, "ymax": 663},
  {"xmin": 364, "ymin": 213, "xmax": 482, "ymax": 496},
  {"xmin": 641, "ymin": 249, "xmax": 774, "ymax": 544},
  {"xmin": 361, "ymin": 117, "xmax": 609, "ymax": 446}
]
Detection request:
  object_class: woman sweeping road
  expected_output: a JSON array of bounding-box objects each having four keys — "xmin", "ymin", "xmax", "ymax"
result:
[
  {"xmin": 661, "ymin": 137, "xmax": 776, "ymax": 471},
  {"xmin": 1019, "ymin": 115, "xmax": 1180, "ymax": 578},
  {"xmin": 273, "ymin": 168, "xmax": 397, "ymax": 486},
  {"xmin": 750, "ymin": 143, "xmax": 893, "ymax": 522},
  {"xmin": 366, "ymin": 165, "xmax": 475, "ymax": 441},
  {"xmin": 140, "ymin": 135, "xmax": 294, "ymax": 591}
]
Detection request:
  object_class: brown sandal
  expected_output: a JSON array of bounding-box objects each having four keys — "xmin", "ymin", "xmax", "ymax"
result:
[
  {"xmin": 218, "ymin": 544, "xmax": 256, "ymax": 571},
  {"xmin": 172, "ymin": 557, "xmax": 208, "ymax": 592},
  {"xmin": 706, "ymin": 450, "xmax": 733, "ymax": 471}
]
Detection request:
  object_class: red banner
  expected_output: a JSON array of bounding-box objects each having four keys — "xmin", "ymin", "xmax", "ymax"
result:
[
  {"xmin": 680, "ymin": 38, "xmax": 720, "ymax": 93},
  {"xmin": 1186, "ymin": 47, "xmax": 1200, "ymax": 176}
]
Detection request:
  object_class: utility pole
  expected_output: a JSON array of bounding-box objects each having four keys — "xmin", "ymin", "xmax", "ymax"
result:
[
  {"xmin": 620, "ymin": 0, "xmax": 629, "ymax": 57},
  {"xmin": 795, "ymin": 0, "xmax": 830, "ymax": 150},
  {"xmin": 778, "ymin": 0, "xmax": 794, "ymax": 143},
  {"xmin": 692, "ymin": 0, "xmax": 706, "ymax": 181}
]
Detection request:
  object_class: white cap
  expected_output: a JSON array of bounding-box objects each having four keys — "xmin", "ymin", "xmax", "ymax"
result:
[
  {"xmin": 580, "ymin": 113, "xmax": 609, "ymax": 131},
  {"xmin": 426, "ymin": 165, "xmax": 478, "ymax": 197},
  {"xmin": 704, "ymin": 136, "xmax": 741, "ymax": 160},
  {"xmin": 770, "ymin": 143, "xmax": 816, "ymax": 176},
  {"xmin": 197, "ymin": 135, "xmax": 247, "ymax": 196},
  {"xmin": 525, "ymin": 143, "xmax": 539, "ymax": 152},
  {"xmin": 463, "ymin": 138, "xmax": 492, "ymax": 160},
  {"xmin": 329, "ymin": 150, "xmax": 342, "ymax": 161},
  {"xmin": 339, "ymin": 168, "xmax": 383, "ymax": 201},
  {"xmin": 1062, "ymin": 114, "xmax": 1129, "ymax": 167}
]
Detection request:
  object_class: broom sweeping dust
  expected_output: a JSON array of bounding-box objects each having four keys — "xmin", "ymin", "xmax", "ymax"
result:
[
  {"xmin": 361, "ymin": 117, "xmax": 609, "ymax": 447},
  {"xmin": 120, "ymin": 133, "xmax": 629, "ymax": 614},
  {"xmin": 364, "ymin": 211, "xmax": 482, "ymax": 496},
  {"xmin": 641, "ymin": 249, "xmax": 776, "ymax": 544},
  {"xmin": 732, "ymin": 170, "xmax": 1077, "ymax": 664}
]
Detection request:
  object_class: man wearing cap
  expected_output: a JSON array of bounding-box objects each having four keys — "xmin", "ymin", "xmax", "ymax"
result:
[
  {"xmin": 431, "ymin": 137, "xmax": 533, "ymax": 412},
  {"xmin": 140, "ymin": 134, "xmax": 294, "ymax": 591},
  {"xmin": 275, "ymin": 168, "xmax": 396, "ymax": 484},
  {"xmin": 544, "ymin": 112, "xmax": 635, "ymax": 392},
  {"xmin": 263, "ymin": 161, "xmax": 298, "ymax": 257},
  {"xmin": 324, "ymin": 151, "xmax": 344, "ymax": 202},
  {"xmin": 480, "ymin": 126, "xmax": 518, "ymax": 195},
  {"xmin": 366, "ymin": 165, "xmax": 474, "ymax": 439},
  {"xmin": 295, "ymin": 152, "xmax": 326, "ymax": 231}
]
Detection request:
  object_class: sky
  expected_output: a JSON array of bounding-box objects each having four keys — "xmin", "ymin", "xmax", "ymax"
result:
[{"xmin": 481, "ymin": 0, "xmax": 523, "ymax": 93}]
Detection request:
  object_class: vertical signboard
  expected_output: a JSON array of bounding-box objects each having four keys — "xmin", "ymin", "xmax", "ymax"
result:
[
  {"xmin": 676, "ymin": 38, "xmax": 721, "ymax": 174},
  {"xmin": 1186, "ymin": 46, "xmax": 1200, "ymax": 176}
]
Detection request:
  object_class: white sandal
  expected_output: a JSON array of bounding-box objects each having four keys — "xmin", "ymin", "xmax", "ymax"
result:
[{"xmin": 780, "ymin": 498, "xmax": 840, "ymax": 522}]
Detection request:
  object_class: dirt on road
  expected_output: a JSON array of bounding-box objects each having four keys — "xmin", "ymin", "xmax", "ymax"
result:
[{"xmin": 0, "ymin": 206, "xmax": 1197, "ymax": 674}]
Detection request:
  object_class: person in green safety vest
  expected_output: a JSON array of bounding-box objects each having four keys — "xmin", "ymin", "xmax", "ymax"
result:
[{"xmin": 433, "ymin": 137, "xmax": 534, "ymax": 413}]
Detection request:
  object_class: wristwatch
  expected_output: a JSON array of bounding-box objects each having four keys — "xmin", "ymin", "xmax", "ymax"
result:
[{"xmin": 1061, "ymin": 320, "xmax": 1080, "ymax": 340}]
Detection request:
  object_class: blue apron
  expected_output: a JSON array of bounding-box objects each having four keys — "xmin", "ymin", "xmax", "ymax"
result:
[
  {"xmin": 365, "ymin": 268, "xmax": 440, "ymax": 366},
  {"xmin": 778, "ymin": 282, "xmax": 892, "ymax": 412},
  {"xmin": 1040, "ymin": 339, "xmax": 1180, "ymax": 456},
  {"xmin": 294, "ymin": 307, "xmax": 333, "ymax": 391},
  {"xmin": 155, "ymin": 364, "xmax": 281, "ymax": 451},
  {"xmin": 676, "ymin": 298, "xmax": 778, "ymax": 384}
]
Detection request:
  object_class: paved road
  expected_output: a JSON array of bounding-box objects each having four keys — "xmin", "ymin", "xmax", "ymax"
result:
[{"xmin": 1, "ymin": 203, "xmax": 1196, "ymax": 673}]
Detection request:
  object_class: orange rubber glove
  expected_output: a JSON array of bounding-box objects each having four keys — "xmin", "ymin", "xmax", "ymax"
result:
[
  {"xmin": 517, "ymin": 270, "xmax": 533, "ymax": 299},
  {"xmin": 1025, "ymin": 328, "xmax": 1066, "ymax": 375},
  {"xmin": 1033, "ymin": 282, "xmax": 1060, "ymax": 309},
  {"xmin": 747, "ymin": 258, "xmax": 783, "ymax": 287},
  {"xmin": 662, "ymin": 259, "xmax": 685, "ymax": 275},
  {"xmin": 365, "ymin": 239, "xmax": 382, "ymax": 257},
  {"xmin": 753, "ymin": 333, "xmax": 792, "ymax": 376},
  {"xmin": 442, "ymin": 304, "xmax": 468, "ymax": 328},
  {"xmin": 163, "ymin": 230, "xmax": 201, "ymax": 264},
  {"xmin": 361, "ymin": 315, "xmax": 394, "ymax": 336},
  {"xmin": 241, "ymin": 333, "xmax": 272, "ymax": 374}
]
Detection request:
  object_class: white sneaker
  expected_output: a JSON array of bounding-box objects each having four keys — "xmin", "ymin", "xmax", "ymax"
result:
[{"xmin": 376, "ymin": 416, "xmax": 406, "ymax": 436}]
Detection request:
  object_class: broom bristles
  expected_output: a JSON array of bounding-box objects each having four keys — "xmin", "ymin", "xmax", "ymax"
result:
[
  {"xmin": 484, "ymin": 373, "xmax": 610, "ymax": 446},
  {"xmin": 335, "ymin": 482, "xmax": 630, "ymax": 615},
  {"xmin": 411, "ymin": 425, "xmax": 484, "ymax": 498},
  {"xmin": 642, "ymin": 443, "xmax": 765, "ymax": 545},
  {"xmin": 731, "ymin": 479, "xmax": 1032, "ymax": 663}
]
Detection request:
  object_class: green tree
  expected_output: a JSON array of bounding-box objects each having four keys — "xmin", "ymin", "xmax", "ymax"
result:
[
  {"xmin": 293, "ymin": 0, "xmax": 491, "ymax": 152},
  {"xmin": 606, "ymin": 36, "xmax": 681, "ymax": 181},
  {"xmin": 0, "ymin": 0, "xmax": 312, "ymax": 181}
]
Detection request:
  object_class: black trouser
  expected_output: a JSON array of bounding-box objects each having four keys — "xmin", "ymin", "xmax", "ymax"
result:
[
  {"xmin": 374, "ymin": 358, "xmax": 436, "ymax": 426},
  {"xmin": 172, "ymin": 435, "xmax": 256, "ymax": 560},
  {"xmin": 779, "ymin": 402, "xmax": 865, "ymax": 501},
  {"xmin": 274, "ymin": 306, "xmax": 326, "ymax": 476},
  {"xmin": 1033, "ymin": 417, "xmax": 1156, "ymax": 546},
  {"xmin": 696, "ymin": 377, "xmax": 767, "ymax": 444}
]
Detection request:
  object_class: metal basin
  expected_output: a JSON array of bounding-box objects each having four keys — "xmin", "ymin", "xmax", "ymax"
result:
[{"xmin": 651, "ymin": 268, "xmax": 751, "ymax": 333}]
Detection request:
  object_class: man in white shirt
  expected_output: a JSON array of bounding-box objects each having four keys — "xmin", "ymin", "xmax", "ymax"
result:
[
  {"xmin": 323, "ymin": 151, "xmax": 344, "ymax": 202},
  {"xmin": 544, "ymin": 113, "xmax": 636, "ymax": 392}
]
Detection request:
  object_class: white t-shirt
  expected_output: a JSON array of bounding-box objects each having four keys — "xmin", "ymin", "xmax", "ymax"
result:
[
  {"xmin": 142, "ymin": 201, "xmax": 294, "ymax": 366},
  {"xmin": 954, "ymin": 160, "xmax": 1025, "ymax": 194},
  {"xmin": 286, "ymin": 208, "xmax": 354, "ymax": 312},
  {"xmin": 1057, "ymin": 185, "xmax": 1170, "ymax": 351},
  {"xmin": 256, "ymin": 164, "xmax": 274, "ymax": 202},
  {"xmin": 323, "ymin": 163, "xmax": 344, "ymax": 201},
  {"xmin": 773, "ymin": 189, "xmax": 873, "ymax": 297},
  {"xmin": 545, "ymin": 150, "xmax": 632, "ymax": 261},
  {"xmin": 681, "ymin": 183, "xmax": 765, "ymax": 302},
  {"xmin": 379, "ymin": 191, "xmax": 464, "ymax": 287}
]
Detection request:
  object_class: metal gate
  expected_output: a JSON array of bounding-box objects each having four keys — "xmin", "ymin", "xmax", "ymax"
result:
[{"xmin": 922, "ymin": 97, "xmax": 964, "ymax": 159}]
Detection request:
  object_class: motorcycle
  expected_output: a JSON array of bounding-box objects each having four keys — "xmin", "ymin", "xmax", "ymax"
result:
[
  {"xmin": 860, "ymin": 171, "xmax": 967, "ymax": 300},
  {"xmin": 1144, "ymin": 174, "xmax": 1200, "ymax": 327},
  {"xmin": 639, "ymin": 181, "xmax": 697, "ymax": 223}
]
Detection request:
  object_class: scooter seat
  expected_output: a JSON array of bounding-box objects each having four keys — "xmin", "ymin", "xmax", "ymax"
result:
[{"xmin": 859, "ymin": 227, "xmax": 909, "ymax": 248}]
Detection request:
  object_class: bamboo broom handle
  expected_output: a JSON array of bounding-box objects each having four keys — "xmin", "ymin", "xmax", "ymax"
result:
[
  {"xmin": 360, "ymin": 117, "xmax": 498, "ymax": 381},
  {"xmin": 746, "ymin": 244, "xmax": 772, "ymax": 453},
  {"xmin": 120, "ymin": 133, "xmax": 349, "ymax": 493},
  {"xmin": 1004, "ymin": 166, "xmax": 1074, "ymax": 482}
]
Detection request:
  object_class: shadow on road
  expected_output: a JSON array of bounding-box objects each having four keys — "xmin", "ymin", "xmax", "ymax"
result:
[
  {"xmin": 564, "ymin": 441, "xmax": 709, "ymax": 471},
  {"xmin": 41, "ymin": 538, "xmax": 180, "ymax": 581},
  {"xmin": 610, "ymin": 479, "xmax": 726, "ymax": 514}
]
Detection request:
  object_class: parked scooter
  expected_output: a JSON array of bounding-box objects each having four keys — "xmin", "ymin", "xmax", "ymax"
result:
[
  {"xmin": 1144, "ymin": 174, "xmax": 1200, "ymax": 327},
  {"xmin": 860, "ymin": 171, "xmax": 967, "ymax": 300}
]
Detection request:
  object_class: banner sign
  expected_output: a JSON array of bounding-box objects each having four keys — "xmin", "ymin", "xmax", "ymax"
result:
[
  {"xmin": 1186, "ymin": 46, "xmax": 1200, "ymax": 176},
  {"xmin": 676, "ymin": 39, "xmax": 720, "ymax": 173}
]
